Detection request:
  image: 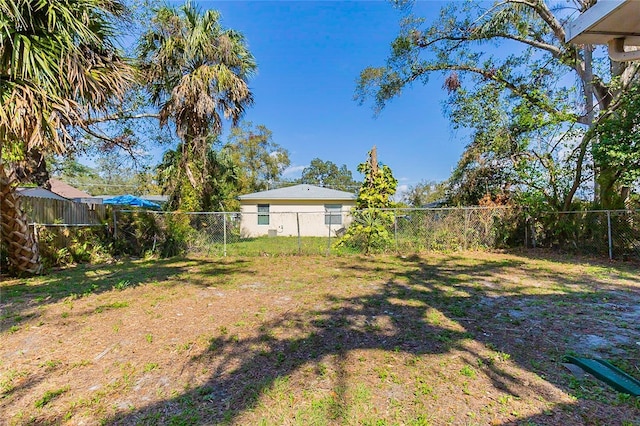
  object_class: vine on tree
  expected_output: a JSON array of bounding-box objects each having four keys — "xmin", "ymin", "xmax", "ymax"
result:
[{"xmin": 338, "ymin": 146, "xmax": 398, "ymax": 254}]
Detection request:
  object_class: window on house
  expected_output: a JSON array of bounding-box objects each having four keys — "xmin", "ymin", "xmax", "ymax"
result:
[
  {"xmin": 324, "ymin": 204, "xmax": 342, "ymax": 225},
  {"xmin": 257, "ymin": 204, "xmax": 270, "ymax": 225}
]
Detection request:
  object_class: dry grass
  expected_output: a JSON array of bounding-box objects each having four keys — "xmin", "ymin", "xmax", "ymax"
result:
[{"xmin": 1, "ymin": 251, "xmax": 639, "ymax": 425}]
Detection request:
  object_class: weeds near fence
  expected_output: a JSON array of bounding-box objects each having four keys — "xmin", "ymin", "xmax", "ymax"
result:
[
  {"xmin": 4, "ymin": 207, "xmax": 637, "ymax": 273},
  {"xmin": 34, "ymin": 225, "xmax": 111, "ymax": 268},
  {"xmin": 111, "ymin": 207, "xmax": 524, "ymax": 258},
  {"xmin": 529, "ymin": 210, "xmax": 640, "ymax": 259}
]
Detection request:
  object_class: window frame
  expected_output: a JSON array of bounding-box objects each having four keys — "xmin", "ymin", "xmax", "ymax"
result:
[
  {"xmin": 257, "ymin": 204, "xmax": 270, "ymax": 225},
  {"xmin": 324, "ymin": 204, "xmax": 342, "ymax": 225}
]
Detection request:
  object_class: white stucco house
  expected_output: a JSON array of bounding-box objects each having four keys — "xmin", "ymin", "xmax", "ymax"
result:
[{"xmin": 238, "ymin": 184, "xmax": 357, "ymax": 237}]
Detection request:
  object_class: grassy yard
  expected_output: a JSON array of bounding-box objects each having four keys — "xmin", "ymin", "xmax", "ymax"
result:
[
  {"xmin": 192, "ymin": 236, "xmax": 334, "ymax": 257},
  {"xmin": 1, "ymin": 251, "xmax": 639, "ymax": 425}
]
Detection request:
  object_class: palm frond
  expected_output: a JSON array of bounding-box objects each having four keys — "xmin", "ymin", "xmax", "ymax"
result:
[
  {"xmin": 138, "ymin": 2, "xmax": 255, "ymax": 164},
  {"xmin": 0, "ymin": 0, "xmax": 135, "ymax": 155}
]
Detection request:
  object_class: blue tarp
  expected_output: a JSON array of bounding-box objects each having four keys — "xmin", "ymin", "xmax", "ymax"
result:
[{"xmin": 103, "ymin": 195, "xmax": 161, "ymax": 209}]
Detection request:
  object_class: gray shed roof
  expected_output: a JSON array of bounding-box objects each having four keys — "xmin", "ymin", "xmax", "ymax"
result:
[
  {"xmin": 18, "ymin": 187, "xmax": 68, "ymax": 201},
  {"xmin": 238, "ymin": 184, "xmax": 356, "ymax": 201}
]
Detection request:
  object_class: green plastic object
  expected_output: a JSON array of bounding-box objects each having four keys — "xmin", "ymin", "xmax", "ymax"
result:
[{"xmin": 564, "ymin": 356, "xmax": 640, "ymax": 396}]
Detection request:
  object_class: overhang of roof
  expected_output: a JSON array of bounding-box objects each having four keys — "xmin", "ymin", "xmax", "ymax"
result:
[{"xmin": 565, "ymin": 0, "xmax": 640, "ymax": 45}]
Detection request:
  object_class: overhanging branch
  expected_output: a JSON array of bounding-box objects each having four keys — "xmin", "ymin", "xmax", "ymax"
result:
[
  {"xmin": 85, "ymin": 112, "xmax": 160, "ymax": 125},
  {"xmin": 407, "ymin": 63, "xmax": 576, "ymax": 121}
]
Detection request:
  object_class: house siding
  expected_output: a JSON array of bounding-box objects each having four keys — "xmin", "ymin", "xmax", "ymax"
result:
[{"xmin": 240, "ymin": 200, "xmax": 355, "ymax": 237}]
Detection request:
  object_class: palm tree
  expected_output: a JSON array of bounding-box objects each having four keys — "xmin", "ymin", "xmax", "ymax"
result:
[
  {"xmin": 0, "ymin": 0, "xmax": 134, "ymax": 275},
  {"xmin": 138, "ymin": 1, "xmax": 256, "ymax": 210}
]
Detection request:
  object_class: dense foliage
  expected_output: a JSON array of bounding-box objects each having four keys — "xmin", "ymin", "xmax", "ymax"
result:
[
  {"xmin": 402, "ymin": 180, "xmax": 447, "ymax": 207},
  {"xmin": 299, "ymin": 158, "xmax": 359, "ymax": 192},
  {"xmin": 358, "ymin": 0, "xmax": 639, "ymax": 211},
  {"xmin": 593, "ymin": 84, "xmax": 640, "ymax": 209},
  {"xmin": 226, "ymin": 122, "xmax": 291, "ymax": 197},
  {"xmin": 0, "ymin": 0, "xmax": 134, "ymax": 274}
]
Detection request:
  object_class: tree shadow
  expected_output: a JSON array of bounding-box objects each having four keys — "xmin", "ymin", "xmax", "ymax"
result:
[
  {"xmin": 94, "ymin": 253, "xmax": 639, "ymax": 424},
  {"xmin": 0, "ymin": 257, "xmax": 252, "ymax": 333}
]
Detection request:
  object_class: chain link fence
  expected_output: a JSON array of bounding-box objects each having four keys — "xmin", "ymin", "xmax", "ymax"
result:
[
  {"xmin": 391, "ymin": 207, "xmax": 523, "ymax": 252},
  {"xmin": 528, "ymin": 210, "xmax": 640, "ymax": 259},
  {"xmin": 4, "ymin": 207, "xmax": 639, "ymax": 270},
  {"xmin": 113, "ymin": 210, "xmax": 344, "ymax": 257},
  {"xmin": 111, "ymin": 207, "xmax": 640, "ymax": 260},
  {"xmin": 111, "ymin": 207, "xmax": 526, "ymax": 257}
]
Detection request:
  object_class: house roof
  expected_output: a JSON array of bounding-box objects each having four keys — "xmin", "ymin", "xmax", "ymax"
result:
[
  {"xmin": 49, "ymin": 178, "xmax": 93, "ymax": 199},
  {"xmin": 17, "ymin": 187, "xmax": 68, "ymax": 201},
  {"xmin": 565, "ymin": 0, "xmax": 640, "ymax": 44},
  {"xmin": 238, "ymin": 184, "xmax": 356, "ymax": 201}
]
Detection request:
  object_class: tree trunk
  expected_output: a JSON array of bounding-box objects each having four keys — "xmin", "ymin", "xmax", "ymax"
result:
[
  {"xmin": 0, "ymin": 164, "xmax": 43, "ymax": 275},
  {"xmin": 595, "ymin": 62, "xmax": 637, "ymax": 209}
]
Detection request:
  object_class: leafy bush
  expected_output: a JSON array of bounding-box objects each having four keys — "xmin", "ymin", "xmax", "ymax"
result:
[
  {"xmin": 113, "ymin": 211, "xmax": 195, "ymax": 258},
  {"xmin": 338, "ymin": 209, "xmax": 395, "ymax": 254},
  {"xmin": 161, "ymin": 213, "xmax": 193, "ymax": 257},
  {"xmin": 113, "ymin": 211, "xmax": 163, "ymax": 257},
  {"xmin": 37, "ymin": 226, "xmax": 111, "ymax": 268}
]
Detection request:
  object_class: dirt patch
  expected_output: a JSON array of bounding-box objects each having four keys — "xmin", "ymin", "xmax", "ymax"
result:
[{"xmin": 1, "ymin": 252, "xmax": 639, "ymax": 425}]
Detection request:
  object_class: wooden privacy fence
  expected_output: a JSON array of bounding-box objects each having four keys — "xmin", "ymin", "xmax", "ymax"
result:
[{"xmin": 20, "ymin": 196, "xmax": 107, "ymax": 225}]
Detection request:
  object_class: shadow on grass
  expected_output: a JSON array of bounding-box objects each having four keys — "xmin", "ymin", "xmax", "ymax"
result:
[
  {"xmin": 90, "ymin": 253, "xmax": 640, "ymax": 424},
  {"xmin": 0, "ymin": 257, "xmax": 252, "ymax": 333},
  {"xmin": 4, "ymin": 252, "xmax": 638, "ymax": 424}
]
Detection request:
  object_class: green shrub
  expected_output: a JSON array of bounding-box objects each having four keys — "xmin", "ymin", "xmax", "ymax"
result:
[
  {"xmin": 113, "ymin": 210, "xmax": 162, "ymax": 256},
  {"xmin": 161, "ymin": 213, "xmax": 193, "ymax": 257},
  {"xmin": 337, "ymin": 209, "xmax": 395, "ymax": 254},
  {"xmin": 37, "ymin": 226, "xmax": 111, "ymax": 268},
  {"xmin": 113, "ymin": 211, "xmax": 197, "ymax": 258}
]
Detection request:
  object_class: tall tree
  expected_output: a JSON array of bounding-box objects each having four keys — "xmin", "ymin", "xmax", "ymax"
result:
[
  {"xmin": 0, "ymin": 0, "xmax": 134, "ymax": 275},
  {"xmin": 300, "ymin": 158, "xmax": 358, "ymax": 192},
  {"xmin": 226, "ymin": 122, "xmax": 291, "ymax": 194},
  {"xmin": 138, "ymin": 1, "xmax": 255, "ymax": 210},
  {"xmin": 338, "ymin": 146, "xmax": 397, "ymax": 254},
  {"xmin": 357, "ymin": 0, "xmax": 639, "ymax": 210},
  {"xmin": 402, "ymin": 180, "xmax": 447, "ymax": 207}
]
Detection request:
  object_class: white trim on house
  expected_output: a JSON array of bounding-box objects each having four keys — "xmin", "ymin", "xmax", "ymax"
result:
[{"xmin": 565, "ymin": 0, "xmax": 640, "ymax": 43}]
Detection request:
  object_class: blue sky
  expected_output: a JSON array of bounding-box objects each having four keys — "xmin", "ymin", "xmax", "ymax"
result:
[{"xmin": 188, "ymin": 0, "xmax": 461, "ymax": 193}]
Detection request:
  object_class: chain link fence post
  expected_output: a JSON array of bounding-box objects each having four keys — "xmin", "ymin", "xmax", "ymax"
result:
[
  {"xmin": 223, "ymin": 213, "xmax": 227, "ymax": 257},
  {"xmin": 532, "ymin": 216, "xmax": 537, "ymax": 248},
  {"xmin": 394, "ymin": 209, "xmax": 398, "ymax": 252},
  {"xmin": 297, "ymin": 212, "xmax": 301, "ymax": 255},
  {"xmin": 463, "ymin": 209, "xmax": 469, "ymax": 251},
  {"xmin": 607, "ymin": 210, "xmax": 613, "ymax": 260},
  {"xmin": 326, "ymin": 213, "xmax": 332, "ymax": 256},
  {"xmin": 112, "ymin": 208, "xmax": 117, "ymax": 240},
  {"xmin": 524, "ymin": 214, "xmax": 528, "ymax": 249}
]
